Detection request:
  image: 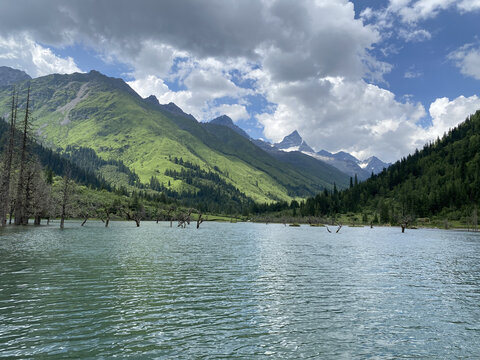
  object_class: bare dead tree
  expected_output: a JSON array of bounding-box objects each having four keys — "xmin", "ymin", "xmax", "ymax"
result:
[
  {"xmin": 98, "ymin": 201, "xmax": 116, "ymax": 227},
  {"xmin": 398, "ymin": 214, "xmax": 414, "ymax": 233},
  {"xmin": 0, "ymin": 88, "xmax": 17, "ymax": 226},
  {"xmin": 120, "ymin": 197, "xmax": 144, "ymax": 227},
  {"xmin": 123, "ymin": 209, "xmax": 142, "ymax": 227},
  {"xmin": 473, "ymin": 205, "xmax": 478, "ymax": 232},
  {"xmin": 59, "ymin": 169, "xmax": 73, "ymax": 229},
  {"xmin": 31, "ymin": 163, "xmax": 52, "ymax": 225},
  {"xmin": 178, "ymin": 208, "xmax": 193, "ymax": 228},
  {"xmin": 154, "ymin": 206, "xmax": 161, "ymax": 224},
  {"xmin": 14, "ymin": 86, "xmax": 31, "ymax": 225},
  {"xmin": 167, "ymin": 205, "xmax": 176, "ymax": 227},
  {"xmin": 21, "ymin": 159, "xmax": 37, "ymax": 225},
  {"xmin": 196, "ymin": 212, "xmax": 206, "ymax": 229},
  {"xmin": 77, "ymin": 198, "xmax": 97, "ymax": 226}
]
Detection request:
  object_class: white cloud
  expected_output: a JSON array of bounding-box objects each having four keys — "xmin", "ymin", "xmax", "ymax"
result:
[
  {"xmin": 127, "ymin": 75, "xmax": 170, "ymax": 98},
  {"xmin": 0, "ymin": 34, "xmax": 81, "ymax": 77},
  {"xmin": 404, "ymin": 67, "xmax": 423, "ymax": 78},
  {"xmin": 128, "ymin": 60, "xmax": 253, "ymax": 122},
  {"xmin": 457, "ymin": 0, "xmax": 480, "ymax": 12},
  {"xmin": 398, "ymin": 28, "xmax": 431, "ymax": 42},
  {"xmin": 382, "ymin": 0, "xmax": 480, "ymax": 24},
  {"xmin": 2, "ymin": 0, "xmax": 477, "ymax": 164},
  {"xmin": 396, "ymin": 0, "xmax": 455, "ymax": 23},
  {"xmin": 256, "ymin": 76, "xmax": 427, "ymax": 162},
  {"xmin": 425, "ymin": 95, "xmax": 480, "ymax": 139},
  {"xmin": 448, "ymin": 43, "xmax": 480, "ymax": 80},
  {"xmin": 207, "ymin": 104, "xmax": 249, "ymax": 122}
]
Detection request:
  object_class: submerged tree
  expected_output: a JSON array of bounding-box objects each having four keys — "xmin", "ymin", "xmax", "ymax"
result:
[
  {"xmin": 196, "ymin": 212, "xmax": 206, "ymax": 229},
  {"xmin": 177, "ymin": 208, "xmax": 193, "ymax": 228},
  {"xmin": 59, "ymin": 169, "xmax": 73, "ymax": 229},
  {"xmin": 14, "ymin": 86, "xmax": 31, "ymax": 225},
  {"xmin": 0, "ymin": 88, "xmax": 17, "ymax": 226},
  {"xmin": 120, "ymin": 195, "xmax": 144, "ymax": 227}
]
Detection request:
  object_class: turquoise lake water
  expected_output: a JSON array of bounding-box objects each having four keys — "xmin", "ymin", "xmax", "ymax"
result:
[{"xmin": 1, "ymin": 221, "xmax": 480, "ymax": 358}]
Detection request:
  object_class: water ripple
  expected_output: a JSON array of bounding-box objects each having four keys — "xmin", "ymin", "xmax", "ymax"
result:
[{"xmin": 1, "ymin": 222, "xmax": 480, "ymax": 358}]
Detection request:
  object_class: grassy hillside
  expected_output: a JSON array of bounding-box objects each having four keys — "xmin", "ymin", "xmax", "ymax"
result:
[{"xmin": 0, "ymin": 70, "xmax": 348, "ymax": 204}]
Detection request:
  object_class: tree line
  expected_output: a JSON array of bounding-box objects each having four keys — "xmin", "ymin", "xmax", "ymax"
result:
[
  {"xmin": 258, "ymin": 110, "xmax": 480, "ymax": 229},
  {"xmin": 0, "ymin": 86, "xmax": 246, "ymax": 227}
]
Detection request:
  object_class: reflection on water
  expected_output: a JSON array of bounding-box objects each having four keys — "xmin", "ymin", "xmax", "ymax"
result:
[{"xmin": 1, "ymin": 221, "xmax": 480, "ymax": 358}]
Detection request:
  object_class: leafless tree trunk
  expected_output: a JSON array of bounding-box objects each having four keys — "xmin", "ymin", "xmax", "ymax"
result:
[
  {"xmin": 60, "ymin": 169, "xmax": 72, "ymax": 229},
  {"xmin": 473, "ymin": 205, "xmax": 478, "ymax": 232},
  {"xmin": 14, "ymin": 86, "xmax": 31, "ymax": 225},
  {"xmin": 121, "ymin": 207, "xmax": 142, "ymax": 227},
  {"xmin": 0, "ymin": 89, "xmax": 17, "ymax": 226},
  {"xmin": 104, "ymin": 210, "xmax": 110, "ymax": 227},
  {"xmin": 178, "ymin": 208, "xmax": 193, "ymax": 228},
  {"xmin": 20, "ymin": 163, "xmax": 36, "ymax": 225},
  {"xmin": 167, "ymin": 205, "xmax": 176, "ymax": 227},
  {"xmin": 196, "ymin": 213, "xmax": 205, "ymax": 229}
]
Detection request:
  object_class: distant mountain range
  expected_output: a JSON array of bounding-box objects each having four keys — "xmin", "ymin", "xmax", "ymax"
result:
[
  {"xmin": 205, "ymin": 116, "xmax": 391, "ymax": 180},
  {"xmin": 271, "ymin": 130, "xmax": 391, "ymax": 179}
]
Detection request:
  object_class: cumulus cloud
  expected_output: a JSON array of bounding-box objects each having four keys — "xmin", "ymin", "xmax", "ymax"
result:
[
  {"xmin": 0, "ymin": 0, "xmax": 477, "ymax": 163},
  {"xmin": 0, "ymin": 34, "xmax": 81, "ymax": 77},
  {"xmin": 257, "ymin": 76, "xmax": 427, "ymax": 162},
  {"xmin": 380, "ymin": 0, "xmax": 480, "ymax": 24},
  {"xmin": 448, "ymin": 43, "xmax": 480, "ymax": 80},
  {"xmin": 128, "ymin": 58, "xmax": 253, "ymax": 121},
  {"xmin": 457, "ymin": 0, "xmax": 480, "ymax": 11},
  {"xmin": 426, "ymin": 95, "xmax": 480, "ymax": 139},
  {"xmin": 207, "ymin": 104, "xmax": 249, "ymax": 122},
  {"xmin": 396, "ymin": 0, "xmax": 455, "ymax": 23}
]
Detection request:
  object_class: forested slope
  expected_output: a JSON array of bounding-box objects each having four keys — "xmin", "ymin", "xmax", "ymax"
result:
[{"xmin": 298, "ymin": 110, "xmax": 480, "ymax": 223}]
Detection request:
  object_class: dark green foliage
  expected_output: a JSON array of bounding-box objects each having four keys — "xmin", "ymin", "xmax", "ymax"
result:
[
  {"xmin": 164, "ymin": 159, "xmax": 254, "ymax": 213},
  {"xmin": 297, "ymin": 110, "xmax": 480, "ymax": 220},
  {"xmin": 0, "ymin": 119, "xmax": 110, "ymax": 191},
  {"xmin": 63, "ymin": 145, "xmax": 140, "ymax": 186}
]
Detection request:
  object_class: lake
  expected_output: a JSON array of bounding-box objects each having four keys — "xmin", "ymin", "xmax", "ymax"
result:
[{"xmin": 1, "ymin": 221, "xmax": 480, "ymax": 358}]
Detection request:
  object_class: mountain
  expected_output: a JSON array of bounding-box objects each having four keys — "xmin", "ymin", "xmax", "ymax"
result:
[
  {"xmin": 300, "ymin": 109, "xmax": 480, "ymax": 222},
  {"xmin": 271, "ymin": 130, "xmax": 389, "ymax": 180},
  {"xmin": 274, "ymin": 130, "xmax": 315, "ymax": 153},
  {"xmin": 358, "ymin": 156, "xmax": 390, "ymax": 175},
  {"xmin": 210, "ymin": 115, "xmax": 250, "ymax": 139},
  {"xmin": 202, "ymin": 123, "xmax": 350, "ymax": 190},
  {"xmin": 331, "ymin": 151, "xmax": 359, "ymax": 163},
  {"xmin": 0, "ymin": 67, "xmax": 349, "ymax": 205},
  {"xmin": 0, "ymin": 66, "xmax": 31, "ymax": 87},
  {"xmin": 313, "ymin": 150, "xmax": 370, "ymax": 180}
]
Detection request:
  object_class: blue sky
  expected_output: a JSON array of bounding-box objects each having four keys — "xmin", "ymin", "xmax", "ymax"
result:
[{"xmin": 0, "ymin": 0, "xmax": 479, "ymax": 162}]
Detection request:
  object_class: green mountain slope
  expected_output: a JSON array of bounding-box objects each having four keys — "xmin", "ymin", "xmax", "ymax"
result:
[{"xmin": 0, "ymin": 70, "xmax": 348, "ymax": 203}]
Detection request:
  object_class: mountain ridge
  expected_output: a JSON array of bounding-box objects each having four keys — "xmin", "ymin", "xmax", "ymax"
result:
[
  {"xmin": 0, "ymin": 66, "xmax": 349, "ymax": 204},
  {"xmin": 271, "ymin": 130, "xmax": 390, "ymax": 179},
  {"xmin": 0, "ymin": 66, "xmax": 31, "ymax": 88}
]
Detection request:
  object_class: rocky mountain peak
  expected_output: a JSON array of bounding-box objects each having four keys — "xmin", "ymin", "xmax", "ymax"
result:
[
  {"xmin": 0, "ymin": 66, "xmax": 31, "ymax": 87},
  {"xmin": 276, "ymin": 130, "xmax": 314, "ymax": 153},
  {"xmin": 144, "ymin": 94, "xmax": 160, "ymax": 106},
  {"xmin": 210, "ymin": 115, "xmax": 250, "ymax": 139},
  {"xmin": 211, "ymin": 115, "xmax": 235, "ymax": 127}
]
